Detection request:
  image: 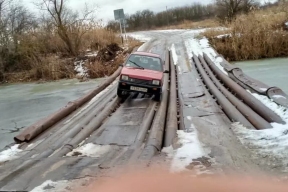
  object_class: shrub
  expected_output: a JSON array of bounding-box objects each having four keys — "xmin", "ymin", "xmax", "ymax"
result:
[{"xmin": 204, "ymin": 5, "xmax": 288, "ymax": 61}]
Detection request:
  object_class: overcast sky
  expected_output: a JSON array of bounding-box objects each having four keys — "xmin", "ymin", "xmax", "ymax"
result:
[{"xmin": 23, "ymin": 0, "xmax": 212, "ymax": 22}]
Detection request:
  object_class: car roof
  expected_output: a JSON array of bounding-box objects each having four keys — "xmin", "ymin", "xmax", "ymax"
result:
[{"xmin": 131, "ymin": 51, "xmax": 161, "ymax": 58}]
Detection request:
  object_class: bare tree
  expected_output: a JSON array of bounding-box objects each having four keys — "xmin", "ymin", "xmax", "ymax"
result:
[
  {"xmin": 37, "ymin": 0, "xmax": 95, "ymax": 56},
  {"xmin": 215, "ymin": 0, "xmax": 257, "ymax": 22}
]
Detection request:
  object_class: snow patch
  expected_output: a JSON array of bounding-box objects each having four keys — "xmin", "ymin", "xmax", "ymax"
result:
[
  {"xmin": 216, "ymin": 34, "xmax": 231, "ymax": 38},
  {"xmin": 30, "ymin": 179, "xmax": 91, "ymax": 192},
  {"xmin": 248, "ymin": 90, "xmax": 287, "ymax": 121},
  {"xmin": 162, "ymin": 126, "xmax": 210, "ymax": 174},
  {"xmin": 85, "ymin": 51, "xmax": 98, "ymax": 57},
  {"xmin": 259, "ymin": 88, "xmax": 268, "ymax": 91},
  {"xmin": 272, "ymin": 95, "xmax": 286, "ymax": 99},
  {"xmin": 66, "ymin": 143, "xmax": 111, "ymax": 158},
  {"xmin": 184, "ymin": 35, "xmax": 227, "ymax": 75},
  {"xmin": 127, "ymin": 33, "xmax": 151, "ymax": 42},
  {"xmin": 74, "ymin": 60, "xmax": 88, "ymax": 78},
  {"xmin": 199, "ymin": 38, "xmax": 228, "ymax": 75},
  {"xmin": 170, "ymin": 44, "xmax": 178, "ymax": 65},
  {"xmin": 177, "ymin": 66, "xmax": 182, "ymax": 74},
  {"xmin": 232, "ymin": 90, "xmax": 288, "ymax": 172},
  {"xmin": 0, "ymin": 144, "xmax": 22, "ymax": 163},
  {"xmin": 187, "ymin": 116, "xmax": 192, "ymax": 121}
]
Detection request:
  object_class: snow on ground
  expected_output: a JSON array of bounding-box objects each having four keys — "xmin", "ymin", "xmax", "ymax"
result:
[
  {"xmin": 85, "ymin": 51, "xmax": 98, "ymax": 58},
  {"xmin": 64, "ymin": 80, "xmax": 118, "ymax": 124},
  {"xmin": 170, "ymin": 44, "xmax": 178, "ymax": 65},
  {"xmin": 181, "ymin": 29, "xmax": 228, "ymax": 75},
  {"xmin": 232, "ymin": 91, "xmax": 288, "ymax": 172},
  {"xmin": 30, "ymin": 178, "xmax": 92, "ymax": 192},
  {"xmin": 272, "ymin": 95, "xmax": 287, "ymax": 99},
  {"xmin": 0, "ymin": 144, "xmax": 22, "ymax": 163},
  {"xmin": 216, "ymin": 34, "xmax": 231, "ymax": 38},
  {"xmin": 74, "ymin": 60, "xmax": 88, "ymax": 78},
  {"xmin": 66, "ymin": 143, "xmax": 111, "ymax": 158},
  {"xmin": 126, "ymin": 33, "xmax": 152, "ymax": 42},
  {"xmin": 162, "ymin": 126, "xmax": 212, "ymax": 175}
]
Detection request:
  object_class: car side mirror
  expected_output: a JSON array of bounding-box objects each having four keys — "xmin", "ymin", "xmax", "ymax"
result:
[{"xmin": 164, "ymin": 70, "xmax": 169, "ymax": 73}]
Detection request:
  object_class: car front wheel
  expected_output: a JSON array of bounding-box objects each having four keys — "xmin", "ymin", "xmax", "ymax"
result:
[
  {"xmin": 117, "ymin": 89, "xmax": 123, "ymax": 98},
  {"xmin": 154, "ymin": 93, "xmax": 162, "ymax": 102}
]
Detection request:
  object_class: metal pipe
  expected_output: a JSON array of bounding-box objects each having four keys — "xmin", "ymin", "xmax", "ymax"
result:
[
  {"xmin": 54, "ymin": 97, "xmax": 121, "ymax": 157},
  {"xmin": 193, "ymin": 54, "xmax": 254, "ymax": 129},
  {"xmin": 175, "ymin": 65, "xmax": 185, "ymax": 130},
  {"xmin": 14, "ymin": 67, "xmax": 122, "ymax": 143},
  {"xmin": 133, "ymin": 102, "xmax": 157, "ymax": 149},
  {"xmin": 23, "ymin": 88, "xmax": 117, "ymax": 159},
  {"xmin": 112, "ymin": 101, "xmax": 157, "ymax": 165},
  {"xmin": 139, "ymin": 50, "xmax": 170, "ymax": 160},
  {"xmin": 203, "ymin": 53, "xmax": 285, "ymax": 124},
  {"xmin": 0, "ymin": 96, "xmax": 120, "ymax": 187},
  {"xmin": 21, "ymin": 83, "xmax": 118, "ymax": 156},
  {"xmin": 198, "ymin": 55, "xmax": 271, "ymax": 129},
  {"xmin": 164, "ymin": 51, "xmax": 178, "ymax": 147}
]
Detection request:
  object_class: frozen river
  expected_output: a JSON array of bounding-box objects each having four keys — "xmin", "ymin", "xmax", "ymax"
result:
[
  {"xmin": 0, "ymin": 79, "xmax": 103, "ymax": 149},
  {"xmin": 234, "ymin": 57, "xmax": 288, "ymax": 94}
]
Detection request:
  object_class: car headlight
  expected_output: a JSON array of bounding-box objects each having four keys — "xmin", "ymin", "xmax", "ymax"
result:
[
  {"xmin": 152, "ymin": 80, "xmax": 160, "ymax": 85},
  {"xmin": 121, "ymin": 75, "xmax": 129, "ymax": 81}
]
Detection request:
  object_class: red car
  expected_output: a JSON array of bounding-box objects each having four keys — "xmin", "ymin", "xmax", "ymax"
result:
[{"xmin": 117, "ymin": 51, "xmax": 168, "ymax": 101}]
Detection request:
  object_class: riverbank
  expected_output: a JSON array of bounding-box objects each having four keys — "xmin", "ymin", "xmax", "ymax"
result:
[
  {"xmin": 1, "ymin": 40, "xmax": 141, "ymax": 84},
  {"xmin": 202, "ymin": 3, "xmax": 288, "ymax": 61}
]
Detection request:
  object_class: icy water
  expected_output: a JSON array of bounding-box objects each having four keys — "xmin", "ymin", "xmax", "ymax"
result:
[
  {"xmin": 234, "ymin": 57, "xmax": 288, "ymax": 94},
  {"xmin": 0, "ymin": 79, "xmax": 104, "ymax": 149}
]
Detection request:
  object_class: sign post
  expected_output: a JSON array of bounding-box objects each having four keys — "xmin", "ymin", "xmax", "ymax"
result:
[{"xmin": 113, "ymin": 9, "xmax": 126, "ymax": 45}]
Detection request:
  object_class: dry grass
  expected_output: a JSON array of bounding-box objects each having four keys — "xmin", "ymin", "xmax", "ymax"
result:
[
  {"xmin": 156, "ymin": 19, "xmax": 221, "ymax": 30},
  {"xmin": 204, "ymin": 4, "xmax": 288, "ymax": 61},
  {"xmin": 87, "ymin": 57, "xmax": 123, "ymax": 79},
  {"xmin": 2, "ymin": 26, "xmax": 141, "ymax": 83},
  {"xmin": 5, "ymin": 56, "xmax": 75, "ymax": 83},
  {"xmin": 82, "ymin": 28, "xmax": 122, "ymax": 51},
  {"xmin": 86, "ymin": 40, "xmax": 141, "ymax": 79}
]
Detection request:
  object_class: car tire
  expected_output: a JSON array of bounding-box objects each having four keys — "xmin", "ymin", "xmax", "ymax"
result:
[
  {"xmin": 154, "ymin": 93, "xmax": 161, "ymax": 102},
  {"xmin": 117, "ymin": 89, "xmax": 123, "ymax": 98}
]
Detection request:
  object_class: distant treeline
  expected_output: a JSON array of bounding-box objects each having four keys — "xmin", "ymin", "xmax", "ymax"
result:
[
  {"xmin": 107, "ymin": 4, "xmax": 216, "ymax": 31},
  {"xmin": 106, "ymin": 0, "xmax": 284, "ymax": 31}
]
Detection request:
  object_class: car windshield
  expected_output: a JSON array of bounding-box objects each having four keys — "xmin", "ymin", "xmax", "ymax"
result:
[{"xmin": 125, "ymin": 54, "xmax": 163, "ymax": 72}]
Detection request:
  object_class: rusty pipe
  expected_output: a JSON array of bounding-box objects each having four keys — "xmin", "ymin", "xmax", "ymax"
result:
[
  {"xmin": 175, "ymin": 65, "xmax": 185, "ymax": 131},
  {"xmin": 54, "ymin": 96, "xmax": 121, "ymax": 157},
  {"xmin": 22, "ymin": 87, "xmax": 117, "ymax": 159},
  {"xmin": 193, "ymin": 54, "xmax": 254, "ymax": 129},
  {"xmin": 14, "ymin": 67, "xmax": 122, "ymax": 143},
  {"xmin": 164, "ymin": 51, "xmax": 178, "ymax": 147},
  {"xmin": 139, "ymin": 50, "xmax": 170, "ymax": 161},
  {"xmin": 203, "ymin": 53, "xmax": 284, "ymax": 124},
  {"xmin": 133, "ymin": 102, "xmax": 157, "ymax": 149},
  {"xmin": 198, "ymin": 55, "xmax": 271, "ymax": 129},
  {"xmin": 0, "ymin": 97, "xmax": 120, "ymax": 188}
]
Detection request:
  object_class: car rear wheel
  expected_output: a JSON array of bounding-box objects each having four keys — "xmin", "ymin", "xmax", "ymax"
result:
[
  {"xmin": 154, "ymin": 93, "xmax": 161, "ymax": 102},
  {"xmin": 117, "ymin": 89, "xmax": 123, "ymax": 98}
]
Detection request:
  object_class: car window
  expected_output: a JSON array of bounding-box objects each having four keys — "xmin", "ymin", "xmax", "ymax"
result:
[{"xmin": 125, "ymin": 54, "xmax": 162, "ymax": 72}]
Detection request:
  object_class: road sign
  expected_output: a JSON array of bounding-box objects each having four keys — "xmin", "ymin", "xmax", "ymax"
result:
[{"xmin": 114, "ymin": 9, "xmax": 125, "ymax": 21}]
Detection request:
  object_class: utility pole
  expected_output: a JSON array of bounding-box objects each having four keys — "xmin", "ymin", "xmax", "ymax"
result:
[{"xmin": 119, "ymin": 20, "xmax": 123, "ymax": 45}]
